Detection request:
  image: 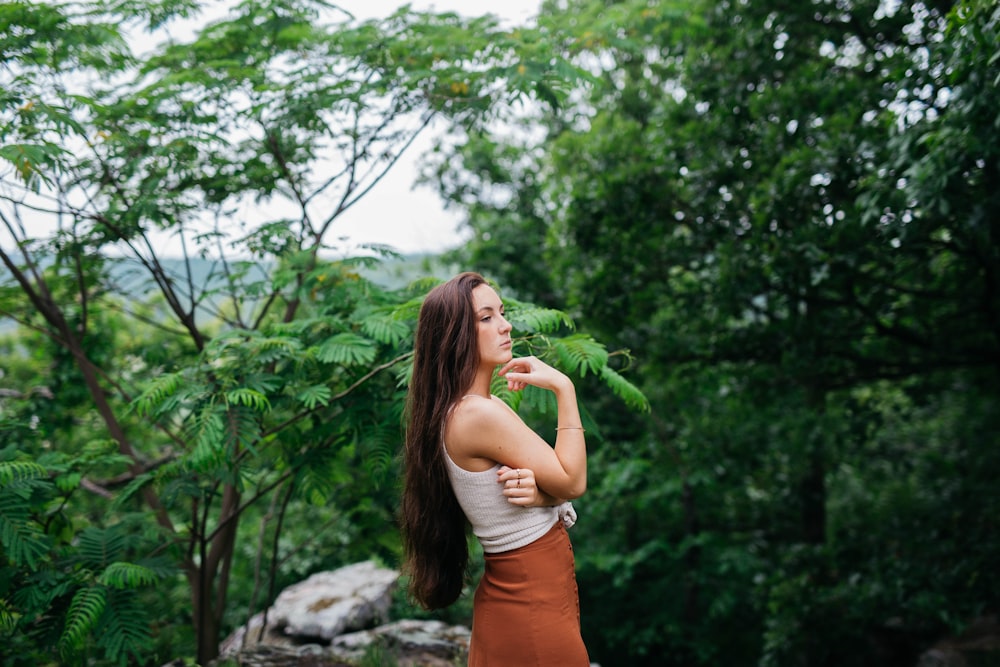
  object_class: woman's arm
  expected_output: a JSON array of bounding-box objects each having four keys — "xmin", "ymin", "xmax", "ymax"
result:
[
  {"xmin": 448, "ymin": 356, "xmax": 587, "ymax": 499},
  {"xmin": 499, "ymin": 356, "xmax": 587, "ymax": 498}
]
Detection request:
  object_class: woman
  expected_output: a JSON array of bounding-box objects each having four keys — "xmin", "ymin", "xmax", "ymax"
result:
[{"xmin": 400, "ymin": 271, "xmax": 590, "ymax": 666}]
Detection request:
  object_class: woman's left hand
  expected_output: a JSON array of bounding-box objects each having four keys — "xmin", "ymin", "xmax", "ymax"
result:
[{"xmin": 497, "ymin": 465, "xmax": 541, "ymax": 506}]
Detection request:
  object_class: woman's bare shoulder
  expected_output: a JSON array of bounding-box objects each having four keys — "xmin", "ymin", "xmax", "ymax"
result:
[
  {"xmin": 444, "ymin": 396, "xmax": 523, "ymax": 466},
  {"xmin": 448, "ymin": 395, "xmax": 519, "ymax": 435},
  {"xmin": 454, "ymin": 394, "xmax": 510, "ymax": 419}
]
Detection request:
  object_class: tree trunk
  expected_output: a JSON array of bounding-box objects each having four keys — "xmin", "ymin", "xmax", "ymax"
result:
[{"xmin": 193, "ymin": 481, "xmax": 242, "ymax": 665}]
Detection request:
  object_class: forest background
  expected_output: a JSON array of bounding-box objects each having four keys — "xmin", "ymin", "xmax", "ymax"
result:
[{"xmin": 1, "ymin": 1, "xmax": 997, "ymax": 666}]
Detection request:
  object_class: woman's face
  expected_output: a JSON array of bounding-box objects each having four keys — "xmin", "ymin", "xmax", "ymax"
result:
[{"xmin": 472, "ymin": 283, "xmax": 513, "ymax": 368}]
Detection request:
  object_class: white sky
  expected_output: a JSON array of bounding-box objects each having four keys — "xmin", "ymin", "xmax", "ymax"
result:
[
  {"xmin": 274, "ymin": 0, "xmax": 544, "ymax": 255},
  {"xmin": 11, "ymin": 0, "xmax": 543, "ymax": 257}
]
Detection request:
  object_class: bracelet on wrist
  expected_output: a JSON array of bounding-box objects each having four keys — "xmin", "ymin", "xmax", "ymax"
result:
[{"xmin": 555, "ymin": 426, "xmax": 586, "ymax": 432}]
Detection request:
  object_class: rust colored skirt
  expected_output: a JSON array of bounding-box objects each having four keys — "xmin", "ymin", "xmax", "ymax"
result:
[{"xmin": 468, "ymin": 520, "xmax": 589, "ymax": 666}]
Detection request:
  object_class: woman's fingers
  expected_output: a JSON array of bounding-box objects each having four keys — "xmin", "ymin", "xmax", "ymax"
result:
[
  {"xmin": 497, "ymin": 357, "xmax": 536, "ymax": 391},
  {"xmin": 498, "ymin": 356, "xmax": 535, "ymax": 376},
  {"xmin": 497, "ymin": 356, "xmax": 539, "ymax": 383},
  {"xmin": 497, "ymin": 466, "xmax": 534, "ymax": 487},
  {"xmin": 498, "ymin": 356, "xmax": 563, "ymax": 392},
  {"xmin": 499, "ymin": 358, "xmax": 530, "ymax": 392},
  {"xmin": 497, "ymin": 466, "xmax": 536, "ymax": 505}
]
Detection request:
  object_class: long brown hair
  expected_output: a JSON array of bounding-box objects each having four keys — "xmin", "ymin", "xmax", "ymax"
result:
[{"xmin": 400, "ymin": 272, "xmax": 486, "ymax": 609}]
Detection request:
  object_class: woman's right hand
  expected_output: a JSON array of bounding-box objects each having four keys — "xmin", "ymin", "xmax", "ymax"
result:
[
  {"xmin": 497, "ymin": 356, "xmax": 572, "ymax": 394},
  {"xmin": 497, "ymin": 465, "xmax": 562, "ymax": 507}
]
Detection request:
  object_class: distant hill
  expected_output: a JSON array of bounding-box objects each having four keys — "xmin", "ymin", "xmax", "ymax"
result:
[
  {"xmin": 357, "ymin": 253, "xmax": 458, "ymax": 289},
  {"xmin": 0, "ymin": 252, "xmax": 458, "ymax": 337},
  {"xmin": 102, "ymin": 254, "xmax": 455, "ymax": 289}
]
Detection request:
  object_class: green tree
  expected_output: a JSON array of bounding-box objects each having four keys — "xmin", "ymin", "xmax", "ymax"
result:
[
  {"xmin": 436, "ymin": 0, "xmax": 1000, "ymax": 664},
  {"xmin": 1, "ymin": 1, "xmax": 626, "ymax": 663}
]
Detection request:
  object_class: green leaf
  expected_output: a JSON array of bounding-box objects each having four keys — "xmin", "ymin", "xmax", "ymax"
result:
[
  {"xmin": 224, "ymin": 388, "xmax": 271, "ymax": 412},
  {"xmin": 296, "ymin": 384, "xmax": 332, "ymax": 409},
  {"xmin": 131, "ymin": 371, "xmax": 183, "ymax": 416},
  {"xmin": 599, "ymin": 365, "xmax": 650, "ymax": 413},
  {"xmin": 0, "ymin": 493, "xmax": 51, "ymax": 568},
  {"xmin": 75, "ymin": 526, "xmax": 129, "ymax": 569},
  {"xmin": 0, "ymin": 143, "xmax": 62, "ymax": 190},
  {"xmin": 55, "ymin": 471, "xmax": 82, "ymax": 492},
  {"xmin": 60, "ymin": 585, "xmax": 107, "ymax": 660},
  {"xmin": 507, "ymin": 304, "xmax": 574, "ymax": 333},
  {"xmin": 360, "ymin": 311, "xmax": 411, "ymax": 345},
  {"xmin": 96, "ymin": 589, "xmax": 151, "ymax": 665},
  {"xmin": 359, "ymin": 420, "xmax": 401, "ymax": 479},
  {"xmin": 553, "ymin": 334, "xmax": 608, "ymax": 377},
  {"xmin": 0, "ymin": 598, "xmax": 15, "ymax": 633},
  {"xmin": 316, "ymin": 332, "xmax": 377, "ymax": 366},
  {"xmin": 112, "ymin": 473, "xmax": 154, "ymax": 510},
  {"xmin": 97, "ymin": 562, "xmax": 159, "ymax": 589},
  {"xmin": 187, "ymin": 407, "xmax": 226, "ymax": 470},
  {"xmin": 0, "ymin": 460, "xmax": 47, "ymax": 485}
]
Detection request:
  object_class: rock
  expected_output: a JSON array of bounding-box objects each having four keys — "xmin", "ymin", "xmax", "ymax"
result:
[
  {"xmin": 212, "ymin": 644, "xmax": 353, "ymax": 667},
  {"xmin": 330, "ymin": 619, "xmax": 471, "ymax": 666},
  {"xmin": 273, "ymin": 561, "xmax": 398, "ymax": 640},
  {"xmin": 219, "ymin": 560, "xmax": 398, "ymax": 656},
  {"xmin": 916, "ymin": 615, "xmax": 1000, "ymax": 667},
  {"xmin": 213, "ymin": 620, "xmax": 471, "ymax": 667},
  {"xmin": 216, "ymin": 559, "xmax": 600, "ymax": 666},
  {"xmin": 219, "ymin": 611, "xmax": 301, "ymax": 655},
  {"xmin": 916, "ymin": 647, "xmax": 967, "ymax": 667}
]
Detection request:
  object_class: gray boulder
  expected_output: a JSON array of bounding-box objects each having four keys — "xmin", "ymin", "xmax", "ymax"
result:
[
  {"xmin": 330, "ymin": 619, "xmax": 471, "ymax": 666},
  {"xmin": 220, "ymin": 560, "xmax": 398, "ymax": 655},
  {"xmin": 214, "ymin": 559, "xmax": 599, "ymax": 666}
]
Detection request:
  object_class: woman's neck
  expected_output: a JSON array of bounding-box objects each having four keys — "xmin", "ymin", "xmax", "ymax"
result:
[{"xmin": 465, "ymin": 369, "xmax": 494, "ymax": 399}]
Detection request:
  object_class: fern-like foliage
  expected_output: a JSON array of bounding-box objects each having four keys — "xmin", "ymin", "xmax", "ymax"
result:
[
  {"xmin": 0, "ymin": 460, "xmax": 47, "ymax": 485},
  {"xmin": 316, "ymin": 332, "xmax": 378, "ymax": 366},
  {"xmin": 59, "ymin": 585, "xmax": 108, "ymax": 661},
  {"xmin": 225, "ymin": 387, "xmax": 271, "ymax": 412},
  {"xmin": 599, "ymin": 365, "xmax": 650, "ymax": 412},
  {"xmin": 553, "ymin": 334, "xmax": 610, "ymax": 377},
  {"xmin": 96, "ymin": 588, "xmax": 152, "ymax": 667},
  {"xmin": 2, "ymin": 455, "xmax": 160, "ymax": 667},
  {"xmin": 358, "ymin": 417, "xmax": 402, "ymax": 481},
  {"xmin": 394, "ymin": 359, "xmax": 414, "ymax": 389},
  {"xmin": 520, "ymin": 384, "xmax": 559, "ymax": 415},
  {"xmin": 97, "ymin": 562, "xmax": 159, "ymax": 589},
  {"xmin": 295, "ymin": 446, "xmax": 343, "ymax": 506},
  {"xmin": 131, "ymin": 370, "xmax": 184, "ymax": 417},
  {"xmin": 390, "ymin": 292, "xmax": 430, "ymax": 322},
  {"xmin": 158, "ymin": 472, "xmax": 203, "ymax": 509},
  {"xmin": 0, "ymin": 461, "xmax": 52, "ymax": 569},
  {"xmin": 111, "ymin": 472, "xmax": 153, "ymax": 510},
  {"xmin": 186, "ymin": 405, "xmax": 227, "ymax": 472},
  {"xmin": 506, "ymin": 302, "xmax": 575, "ymax": 334},
  {"xmin": 0, "ymin": 499, "xmax": 50, "ymax": 569},
  {"xmin": 296, "ymin": 383, "xmax": 333, "ymax": 409},
  {"xmin": 360, "ymin": 309, "xmax": 411, "ymax": 346},
  {"xmin": 214, "ymin": 331, "xmax": 303, "ymax": 365},
  {"xmin": 73, "ymin": 525, "xmax": 129, "ymax": 570},
  {"xmin": 0, "ymin": 597, "xmax": 15, "ymax": 633}
]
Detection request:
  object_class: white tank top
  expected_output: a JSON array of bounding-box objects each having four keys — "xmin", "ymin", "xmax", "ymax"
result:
[{"xmin": 443, "ymin": 397, "xmax": 558, "ymax": 553}]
